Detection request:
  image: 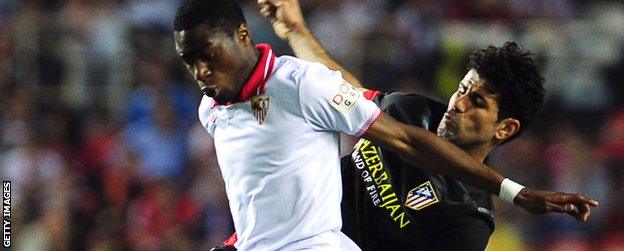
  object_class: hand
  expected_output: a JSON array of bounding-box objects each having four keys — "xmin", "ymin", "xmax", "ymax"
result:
[
  {"xmin": 258, "ymin": 0, "xmax": 308, "ymax": 41},
  {"xmin": 513, "ymin": 188, "xmax": 599, "ymax": 222}
]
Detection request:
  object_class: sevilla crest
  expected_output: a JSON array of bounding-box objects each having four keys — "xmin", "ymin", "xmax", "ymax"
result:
[{"xmin": 251, "ymin": 96, "xmax": 270, "ymax": 124}]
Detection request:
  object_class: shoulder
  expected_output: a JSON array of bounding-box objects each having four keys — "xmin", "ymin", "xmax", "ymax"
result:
[
  {"xmin": 273, "ymin": 55, "xmax": 341, "ymax": 85},
  {"xmin": 267, "ymin": 56, "xmax": 344, "ymax": 104},
  {"xmin": 379, "ymin": 92, "xmax": 446, "ymax": 110},
  {"xmin": 197, "ymin": 95, "xmax": 217, "ymax": 127},
  {"xmin": 376, "ymin": 92, "xmax": 447, "ymax": 130}
]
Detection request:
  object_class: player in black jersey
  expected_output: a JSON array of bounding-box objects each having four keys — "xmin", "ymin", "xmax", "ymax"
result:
[
  {"xmin": 256, "ymin": 1, "xmax": 598, "ymax": 250},
  {"xmin": 340, "ymin": 90, "xmax": 495, "ymax": 250}
]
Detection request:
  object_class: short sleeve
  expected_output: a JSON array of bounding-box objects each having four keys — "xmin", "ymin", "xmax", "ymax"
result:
[{"xmin": 295, "ymin": 62, "xmax": 380, "ymax": 136}]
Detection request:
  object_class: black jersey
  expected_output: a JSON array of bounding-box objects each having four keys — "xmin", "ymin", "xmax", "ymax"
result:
[{"xmin": 340, "ymin": 92, "xmax": 494, "ymax": 251}]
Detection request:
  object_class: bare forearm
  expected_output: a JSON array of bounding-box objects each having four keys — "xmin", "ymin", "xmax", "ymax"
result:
[
  {"xmin": 288, "ymin": 29, "xmax": 363, "ymax": 88},
  {"xmin": 365, "ymin": 113, "xmax": 505, "ymax": 195},
  {"xmin": 402, "ymin": 126, "xmax": 505, "ymax": 194}
]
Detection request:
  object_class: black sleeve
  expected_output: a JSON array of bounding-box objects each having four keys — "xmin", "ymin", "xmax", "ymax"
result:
[{"xmin": 372, "ymin": 92, "xmax": 447, "ymax": 133}]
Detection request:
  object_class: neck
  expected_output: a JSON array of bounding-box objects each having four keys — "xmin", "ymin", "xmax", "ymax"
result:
[
  {"xmin": 459, "ymin": 143, "xmax": 495, "ymax": 163},
  {"xmin": 240, "ymin": 47, "xmax": 261, "ymax": 84}
]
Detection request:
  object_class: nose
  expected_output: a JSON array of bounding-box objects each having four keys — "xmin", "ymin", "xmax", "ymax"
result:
[
  {"xmin": 451, "ymin": 93, "xmax": 468, "ymax": 113},
  {"xmin": 192, "ymin": 61, "xmax": 211, "ymax": 82}
]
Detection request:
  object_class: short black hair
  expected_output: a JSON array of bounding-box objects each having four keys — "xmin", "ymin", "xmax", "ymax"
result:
[
  {"xmin": 174, "ymin": 0, "xmax": 246, "ymax": 34},
  {"xmin": 467, "ymin": 41, "xmax": 545, "ymax": 142}
]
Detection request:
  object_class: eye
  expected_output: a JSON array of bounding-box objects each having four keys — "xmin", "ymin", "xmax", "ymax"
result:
[
  {"xmin": 458, "ymin": 84, "xmax": 467, "ymax": 95},
  {"xmin": 199, "ymin": 51, "xmax": 217, "ymax": 62},
  {"xmin": 469, "ymin": 93, "xmax": 487, "ymax": 108},
  {"xmin": 475, "ymin": 99, "xmax": 487, "ymax": 108},
  {"xmin": 180, "ymin": 53, "xmax": 193, "ymax": 65}
]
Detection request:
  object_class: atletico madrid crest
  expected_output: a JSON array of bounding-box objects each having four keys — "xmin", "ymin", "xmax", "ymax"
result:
[
  {"xmin": 251, "ymin": 96, "xmax": 270, "ymax": 124},
  {"xmin": 405, "ymin": 181, "xmax": 440, "ymax": 211}
]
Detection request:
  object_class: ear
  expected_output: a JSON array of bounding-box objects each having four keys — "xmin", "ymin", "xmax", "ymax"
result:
[
  {"xmin": 495, "ymin": 118, "xmax": 520, "ymax": 141},
  {"xmin": 235, "ymin": 23, "xmax": 252, "ymax": 46}
]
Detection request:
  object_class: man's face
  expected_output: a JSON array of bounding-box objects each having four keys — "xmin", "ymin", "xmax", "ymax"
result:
[
  {"xmin": 174, "ymin": 24, "xmax": 250, "ymax": 103},
  {"xmin": 437, "ymin": 69, "xmax": 502, "ymax": 148}
]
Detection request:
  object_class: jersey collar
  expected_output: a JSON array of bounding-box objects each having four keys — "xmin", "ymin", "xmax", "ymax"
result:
[{"xmin": 232, "ymin": 43, "xmax": 276, "ymax": 104}]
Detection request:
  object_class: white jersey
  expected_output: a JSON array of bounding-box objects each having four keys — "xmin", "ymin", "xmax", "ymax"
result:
[{"xmin": 198, "ymin": 44, "xmax": 380, "ymax": 250}]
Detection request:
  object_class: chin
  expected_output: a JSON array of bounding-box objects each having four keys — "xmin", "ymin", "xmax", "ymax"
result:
[
  {"xmin": 438, "ymin": 129, "xmax": 457, "ymax": 142},
  {"xmin": 437, "ymin": 131, "xmax": 451, "ymax": 141},
  {"xmin": 212, "ymin": 93, "xmax": 232, "ymax": 104}
]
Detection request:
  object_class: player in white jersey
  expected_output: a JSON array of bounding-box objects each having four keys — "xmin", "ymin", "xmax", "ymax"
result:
[{"xmin": 173, "ymin": 0, "xmax": 597, "ymax": 250}]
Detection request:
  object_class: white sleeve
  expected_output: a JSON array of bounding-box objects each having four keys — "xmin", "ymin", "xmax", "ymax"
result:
[{"xmin": 295, "ymin": 62, "xmax": 380, "ymax": 136}]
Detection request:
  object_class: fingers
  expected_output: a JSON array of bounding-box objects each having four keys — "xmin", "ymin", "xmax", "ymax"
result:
[
  {"xmin": 567, "ymin": 202, "xmax": 593, "ymax": 222},
  {"xmin": 546, "ymin": 202, "xmax": 586, "ymax": 222},
  {"xmin": 258, "ymin": 0, "xmax": 282, "ymax": 7},
  {"xmin": 547, "ymin": 202, "xmax": 576, "ymax": 213},
  {"xmin": 551, "ymin": 193, "xmax": 599, "ymax": 207},
  {"xmin": 548, "ymin": 194, "xmax": 595, "ymax": 222},
  {"xmin": 560, "ymin": 194, "xmax": 598, "ymax": 222},
  {"xmin": 570, "ymin": 194, "xmax": 599, "ymax": 207},
  {"xmin": 259, "ymin": 3, "xmax": 277, "ymax": 22},
  {"xmin": 524, "ymin": 190, "xmax": 598, "ymax": 222},
  {"xmin": 578, "ymin": 203, "xmax": 591, "ymax": 222},
  {"xmin": 259, "ymin": 5, "xmax": 273, "ymax": 18}
]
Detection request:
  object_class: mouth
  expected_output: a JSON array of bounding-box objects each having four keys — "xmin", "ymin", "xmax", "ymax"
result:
[
  {"xmin": 442, "ymin": 113, "xmax": 457, "ymax": 127},
  {"xmin": 201, "ymin": 86, "xmax": 220, "ymax": 98}
]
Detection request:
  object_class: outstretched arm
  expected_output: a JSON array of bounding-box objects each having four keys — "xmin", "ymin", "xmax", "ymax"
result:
[
  {"xmin": 259, "ymin": 0, "xmax": 599, "ymax": 222},
  {"xmin": 258, "ymin": 0, "xmax": 363, "ymax": 89},
  {"xmin": 365, "ymin": 112, "xmax": 598, "ymax": 221}
]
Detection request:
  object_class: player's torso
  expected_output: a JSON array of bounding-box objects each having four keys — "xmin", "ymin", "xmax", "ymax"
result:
[
  {"xmin": 198, "ymin": 57, "xmax": 345, "ymax": 250},
  {"xmin": 340, "ymin": 93, "xmax": 494, "ymax": 249}
]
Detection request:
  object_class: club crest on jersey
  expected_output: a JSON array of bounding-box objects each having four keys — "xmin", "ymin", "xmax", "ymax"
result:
[
  {"xmin": 251, "ymin": 96, "xmax": 270, "ymax": 124},
  {"xmin": 405, "ymin": 181, "xmax": 440, "ymax": 211}
]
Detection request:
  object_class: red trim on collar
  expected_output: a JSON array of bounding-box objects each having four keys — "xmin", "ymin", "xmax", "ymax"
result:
[
  {"xmin": 234, "ymin": 43, "xmax": 276, "ymax": 103},
  {"xmin": 223, "ymin": 232, "xmax": 237, "ymax": 246}
]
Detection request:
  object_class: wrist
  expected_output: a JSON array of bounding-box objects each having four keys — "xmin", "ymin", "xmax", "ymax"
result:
[
  {"xmin": 287, "ymin": 25, "xmax": 311, "ymax": 42},
  {"xmin": 499, "ymin": 178, "xmax": 525, "ymax": 204},
  {"xmin": 291, "ymin": 21, "xmax": 309, "ymax": 34}
]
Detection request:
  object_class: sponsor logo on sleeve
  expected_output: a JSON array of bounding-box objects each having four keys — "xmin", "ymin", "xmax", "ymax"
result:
[
  {"xmin": 405, "ymin": 181, "xmax": 440, "ymax": 211},
  {"xmin": 330, "ymin": 81, "xmax": 361, "ymax": 114}
]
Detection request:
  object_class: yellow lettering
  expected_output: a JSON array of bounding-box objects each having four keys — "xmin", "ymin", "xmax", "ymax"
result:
[
  {"xmin": 365, "ymin": 154, "xmax": 380, "ymax": 165},
  {"xmin": 378, "ymin": 183, "xmax": 392, "ymax": 197},
  {"xmin": 374, "ymin": 171, "xmax": 388, "ymax": 185},
  {"xmin": 361, "ymin": 148, "xmax": 378, "ymax": 160},
  {"xmin": 369, "ymin": 163, "xmax": 383, "ymax": 178},
  {"xmin": 379, "ymin": 196, "xmax": 397, "ymax": 208},
  {"xmin": 394, "ymin": 212, "xmax": 410, "ymax": 228},
  {"xmin": 381, "ymin": 192, "xmax": 396, "ymax": 202},
  {"xmin": 354, "ymin": 139, "xmax": 411, "ymax": 229},
  {"xmin": 386, "ymin": 204, "xmax": 400, "ymax": 218},
  {"xmin": 358, "ymin": 139, "xmax": 371, "ymax": 150},
  {"xmin": 360, "ymin": 140, "xmax": 379, "ymax": 160}
]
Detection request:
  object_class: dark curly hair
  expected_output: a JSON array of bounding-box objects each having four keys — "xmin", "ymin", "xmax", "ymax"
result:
[
  {"xmin": 467, "ymin": 41, "xmax": 545, "ymax": 142},
  {"xmin": 174, "ymin": 0, "xmax": 246, "ymax": 34}
]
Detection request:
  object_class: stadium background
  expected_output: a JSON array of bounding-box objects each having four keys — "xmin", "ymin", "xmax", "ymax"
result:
[{"xmin": 1, "ymin": 0, "xmax": 623, "ymax": 250}]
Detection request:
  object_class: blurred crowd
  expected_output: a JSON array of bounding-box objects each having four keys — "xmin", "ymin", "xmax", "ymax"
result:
[{"xmin": 1, "ymin": 0, "xmax": 623, "ymax": 250}]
